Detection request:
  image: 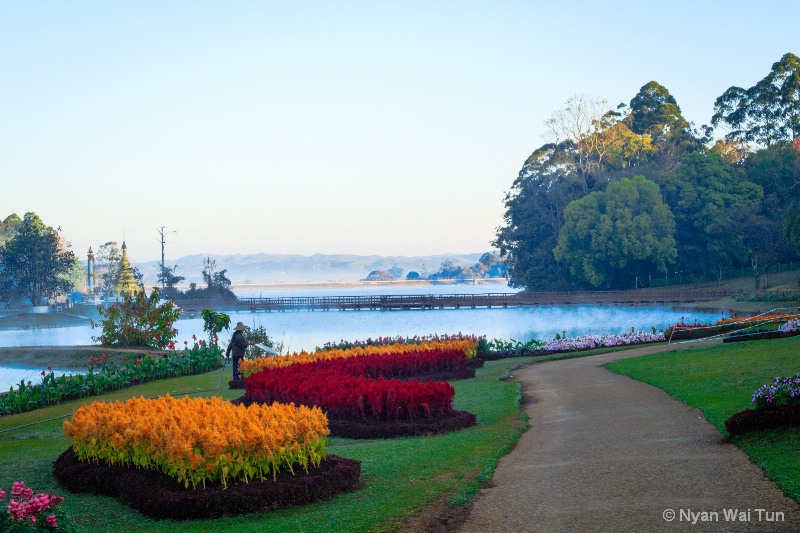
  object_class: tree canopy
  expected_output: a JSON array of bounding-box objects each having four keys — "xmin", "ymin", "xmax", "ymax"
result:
[
  {"xmin": 712, "ymin": 53, "xmax": 800, "ymax": 147},
  {"xmin": 0, "ymin": 212, "xmax": 77, "ymax": 305},
  {"xmin": 553, "ymin": 176, "xmax": 676, "ymax": 288},
  {"xmin": 496, "ymin": 53, "xmax": 800, "ymax": 291}
]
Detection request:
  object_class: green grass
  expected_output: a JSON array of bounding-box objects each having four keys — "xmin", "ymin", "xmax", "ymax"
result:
[
  {"xmin": 0, "ymin": 357, "xmax": 533, "ymax": 532},
  {"xmin": 606, "ymin": 336, "xmax": 800, "ymax": 502}
]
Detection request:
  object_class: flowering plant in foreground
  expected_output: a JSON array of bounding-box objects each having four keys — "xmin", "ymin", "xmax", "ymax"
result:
[
  {"xmin": 751, "ymin": 373, "xmax": 800, "ymax": 408},
  {"xmin": 63, "ymin": 395, "xmax": 328, "ymax": 489},
  {"xmin": 536, "ymin": 330, "xmax": 665, "ymax": 353},
  {"xmin": 240, "ymin": 339, "xmax": 478, "ymax": 378},
  {"xmin": 0, "ymin": 481, "xmax": 74, "ymax": 531}
]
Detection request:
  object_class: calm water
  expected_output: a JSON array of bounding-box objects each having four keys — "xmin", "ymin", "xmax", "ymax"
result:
[{"xmin": 0, "ymin": 284, "xmax": 724, "ymax": 388}]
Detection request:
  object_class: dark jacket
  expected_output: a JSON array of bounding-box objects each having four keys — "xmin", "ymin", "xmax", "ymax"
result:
[{"xmin": 226, "ymin": 331, "xmax": 248, "ymax": 359}]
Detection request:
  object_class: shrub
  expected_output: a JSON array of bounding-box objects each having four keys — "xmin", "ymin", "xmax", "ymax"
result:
[
  {"xmin": 0, "ymin": 340, "xmax": 223, "ymax": 417},
  {"xmin": 91, "ymin": 289, "xmax": 181, "ymax": 348}
]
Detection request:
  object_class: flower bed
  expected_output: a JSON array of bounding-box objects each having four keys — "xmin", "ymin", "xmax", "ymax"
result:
[
  {"xmin": 668, "ymin": 312, "xmax": 799, "ymax": 341},
  {"xmin": 240, "ymin": 339, "xmax": 478, "ymax": 378},
  {"xmin": 534, "ymin": 330, "xmax": 665, "ymax": 354},
  {"xmin": 63, "ymin": 395, "xmax": 330, "ymax": 489},
  {"xmin": 243, "ymin": 347, "xmax": 478, "ymax": 438},
  {"xmin": 245, "ymin": 354, "xmax": 458, "ymax": 421},
  {"xmin": 54, "ymin": 448, "xmax": 361, "ymax": 520},
  {"xmin": 0, "ymin": 341, "xmax": 223, "ymax": 417},
  {"xmin": 724, "ymin": 373, "xmax": 800, "ymax": 436},
  {"xmin": 57, "ymin": 395, "xmax": 361, "ymax": 519}
]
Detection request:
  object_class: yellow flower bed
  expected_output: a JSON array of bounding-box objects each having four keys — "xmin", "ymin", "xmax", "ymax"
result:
[
  {"xmin": 240, "ymin": 339, "xmax": 478, "ymax": 378},
  {"xmin": 63, "ymin": 395, "xmax": 328, "ymax": 489}
]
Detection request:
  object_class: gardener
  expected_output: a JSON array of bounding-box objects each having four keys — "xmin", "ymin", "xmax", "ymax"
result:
[{"xmin": 226, "ymin": 322, "xmax": 253, "ymax": 380}]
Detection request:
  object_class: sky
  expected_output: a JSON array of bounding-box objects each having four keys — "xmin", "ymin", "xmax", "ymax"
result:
[{"xmin": 1, "ymin": 1, "xmax": 798, "ymax": 263}]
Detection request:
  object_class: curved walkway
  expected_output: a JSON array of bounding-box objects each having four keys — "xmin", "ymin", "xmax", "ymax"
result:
[{"xmin": 458, "ymin": 343, "xmax": 800, "ymax": 532}]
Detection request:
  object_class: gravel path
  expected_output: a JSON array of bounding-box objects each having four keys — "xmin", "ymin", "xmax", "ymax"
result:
[{"xmin": 458, "ymin": 343, "xmax": 800, "ymax": 532}]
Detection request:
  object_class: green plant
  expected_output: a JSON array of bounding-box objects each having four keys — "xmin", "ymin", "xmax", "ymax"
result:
[
  {"xmin": 200, "ymin": 309, "xmax": 230, "ymax": 349},
  {"xmin": 91, "ymin": 289, "xmax": 181, "ymax": 348},
  {"xmin": 0, "ymin": 481, "xmax": 78, "ymax": 532},
  {"xmin": 243, "ymin": 320, "xmax": 283, "ymax": 358},
  {"xmin": 0, "ymin": 341, "xmax": 223, "ymax": 417}
]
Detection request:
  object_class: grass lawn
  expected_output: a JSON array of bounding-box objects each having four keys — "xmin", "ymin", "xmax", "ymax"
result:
[
  {"xmin": 606, "ymin": 336, "xmax": 800, "ymax": 502},
  {"xmin": 0, "ymin": 356, "xmax": 533, "ymax": 532}
]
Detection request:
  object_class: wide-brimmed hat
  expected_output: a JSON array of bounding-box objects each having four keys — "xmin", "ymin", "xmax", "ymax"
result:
[{"xmin": 234, "ymin": 322, "xmax": 246, "ymax": 331}]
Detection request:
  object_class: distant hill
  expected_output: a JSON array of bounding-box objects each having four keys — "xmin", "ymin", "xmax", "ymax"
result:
[{"xmin": 135, "ymin": 253, "xmax": 487, "ymax": 285}]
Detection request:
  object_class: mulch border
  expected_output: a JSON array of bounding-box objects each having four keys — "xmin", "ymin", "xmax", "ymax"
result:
[
  {"xmin": 722, "ymin": 329, "xmax": 800, "ymax": 343},
  {"xmin": 725, "ymin": 404, "xmax": 800, "ymax": 436},
  {"xmin": 327, "ymin": 409, "xmax": 477, "ymax": 439},
  {"xmin": 53, "ymin": 447, "xmax": 362, "ymax": 521}
]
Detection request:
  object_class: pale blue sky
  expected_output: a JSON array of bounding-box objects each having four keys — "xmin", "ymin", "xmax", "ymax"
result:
[{"xmin": 1, "ymin": 1, "xmax": 797, "ymax": 262}]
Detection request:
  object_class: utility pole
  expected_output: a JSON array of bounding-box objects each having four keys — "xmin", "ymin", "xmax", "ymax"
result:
[{"xmin": 157, "ymin": 226, "xmax": 176, "ymax": 289}]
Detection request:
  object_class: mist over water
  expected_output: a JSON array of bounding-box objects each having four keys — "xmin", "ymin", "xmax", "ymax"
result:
[{"xmin": 0, "ymin": 304, "xmax": 721, "ymax": 355}]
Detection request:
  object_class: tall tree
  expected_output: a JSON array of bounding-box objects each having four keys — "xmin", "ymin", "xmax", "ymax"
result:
[
  {"xmin": 553, "ymin": 176, "xmax": 676, "ymax": 289},
  {"xmin": 657, "ymin": 152, "xmax": 765, "ymax": 278},
  {"xmin": 712, "ymin": 53, "xmax": 800, "ymax": 147},
  {"xmin": 0, "ymin": 212, "xmax": 76, "ymax": 305},
  {"xmin": 95, "ymin": 242, "xmax": 122, "ymax": 300}
]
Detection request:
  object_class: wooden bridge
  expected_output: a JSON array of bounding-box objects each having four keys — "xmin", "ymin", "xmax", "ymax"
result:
[{"xmin": 175, "ymin": 289, "xmax": 735, "ymax": 312}]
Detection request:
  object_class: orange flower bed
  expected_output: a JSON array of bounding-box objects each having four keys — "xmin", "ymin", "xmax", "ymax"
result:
[
  {"xmin": 62, "ymin": 395, "xmax": 328, "ymax": 489},
  {"xmin": 240, "ymin": 339, "xmax": 478, "ymax": 378}
]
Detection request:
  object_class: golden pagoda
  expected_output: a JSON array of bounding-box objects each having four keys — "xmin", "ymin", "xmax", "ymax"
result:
[{"xmin": 114, "ymin": 241, "xmax": 138, "ymax": 297}]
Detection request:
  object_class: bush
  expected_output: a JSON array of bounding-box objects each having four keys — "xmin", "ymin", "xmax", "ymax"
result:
[
  {"xmin": 0, "ymin": 341, "xmax": 223, "ymax": 417},
  {"xmin": 92, "ymin": 289, "xmax": 181, "ymax": 348}
]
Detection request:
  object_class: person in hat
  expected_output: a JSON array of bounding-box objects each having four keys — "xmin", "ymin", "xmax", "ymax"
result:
[{"xmin": 226, "ymin": 321, "xmax": 253, "ymax": 380}]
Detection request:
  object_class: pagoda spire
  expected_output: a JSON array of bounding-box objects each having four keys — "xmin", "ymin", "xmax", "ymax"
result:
[{"xmin": 115, "ymin": 241, "xmax": 138, "ymax": 297}]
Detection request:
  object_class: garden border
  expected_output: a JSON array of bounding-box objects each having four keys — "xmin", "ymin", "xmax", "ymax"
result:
[{"xmin": 53, "ymin": 447, "xmax": 362, "ymax": 520}]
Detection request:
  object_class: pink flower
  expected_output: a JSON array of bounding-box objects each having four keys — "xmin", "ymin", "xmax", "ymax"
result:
[
  {"xmin": 0, "ymin": 488, "xmax": 5, "ymax": 499},
  {"xmin": 46, "ymin": 515, "xmax": 58, "ymax": 528}
]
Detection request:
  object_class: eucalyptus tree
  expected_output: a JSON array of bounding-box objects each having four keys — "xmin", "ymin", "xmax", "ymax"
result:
[{"xmin": 712, "ymin": 53, "xmax": 800, "ymax": 147}]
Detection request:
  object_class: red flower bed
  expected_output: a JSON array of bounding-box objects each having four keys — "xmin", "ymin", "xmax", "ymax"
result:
[{"xmin": 245, "ymin": 349, "xmax": 468, "ymax": 422}]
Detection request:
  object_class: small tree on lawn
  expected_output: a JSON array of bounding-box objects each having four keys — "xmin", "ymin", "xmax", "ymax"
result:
[{"xmin": 201, "ymin": 309, "xmax": 231, "ymax": 350}]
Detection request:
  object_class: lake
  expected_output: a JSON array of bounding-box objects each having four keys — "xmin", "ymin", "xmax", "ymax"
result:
[{"xmin": 0, "ymin": 284, "xmax": 724, "ymax": 389}]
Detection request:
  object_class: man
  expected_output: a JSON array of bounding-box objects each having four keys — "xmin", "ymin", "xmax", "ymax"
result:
[{"xmin": 226, "ymin": 321, "xmax": 252, "ymax": 380}]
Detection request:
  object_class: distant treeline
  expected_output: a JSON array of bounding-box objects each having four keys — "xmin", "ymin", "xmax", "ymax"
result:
[
  {"xmin": 363, "ymin": 252, "xmax": 508, "ymax": 281},
  {"xmin": 495, "ymin": 53, "xmax": 800, "ymax": 291}
]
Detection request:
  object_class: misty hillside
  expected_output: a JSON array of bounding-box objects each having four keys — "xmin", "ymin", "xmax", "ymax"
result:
[{"xmin": 134, "ymin": 253, "xmax": 487, "ymax": 285}]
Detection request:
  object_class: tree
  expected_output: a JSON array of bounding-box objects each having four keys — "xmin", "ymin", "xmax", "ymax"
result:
[
  {"xmin": 553, "ymin": 176, "xmax": 676, "ymax": 288},
  {"xmin": 712, "ymin": 53, "xmax": 800, "ymax": 147},
  {"xmin": 0, "ymin": 212, "xmax": 77, "ymax": 305},
  {"xmin": 406, "ymin": 271, "xmax": 421, "ymax": 280},
  {"xmin": 157, "ymin": 264, "xmax": 186, "ymax": 295},
  {"xmin": 657, "ymin": 152, "xmax": 764, "ymax": 278},
  {"xmin": 95, "ymin": 242, "xmax": 121, "ymax": 300},
  {"xmin": 388, "ymin": 266, "xmax": 405, "ymax": 280},
  {"xmin": 0, "ymin": 214, "xmax": 22, "ymax": 245}
]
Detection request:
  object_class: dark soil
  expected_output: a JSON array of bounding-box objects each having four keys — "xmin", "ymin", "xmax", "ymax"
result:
[
  {"xmin": 327, "ymin": 409, "xmax": 477, "ymax": 439},
  {"xmin": 723, "ymin": 329, "xmax": 800, "ymax": 343},
  {"xmin": 53, "ymin": 447, "xmax": 362, "ymax": 520},
  {"xmin": 725, "ymin": 404, "xmax": 800, "ymax": 436}
]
